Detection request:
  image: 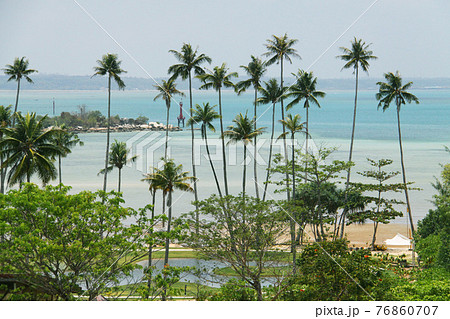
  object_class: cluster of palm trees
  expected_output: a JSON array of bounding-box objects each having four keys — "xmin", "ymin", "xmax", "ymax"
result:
[
  {"xmin": 0, "ymin": 58, "xmax": 82, "ymax": 191},
  {"xmin": 2, "ymin": 35, "xmax": 420, "ymax": 249}
]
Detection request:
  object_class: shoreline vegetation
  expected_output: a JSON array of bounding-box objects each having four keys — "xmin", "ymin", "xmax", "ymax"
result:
[{"xmin": 36, "ymin": 107, "xmax": 184, "ymax": 133}]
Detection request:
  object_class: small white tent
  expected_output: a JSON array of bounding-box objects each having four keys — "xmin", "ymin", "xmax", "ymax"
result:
[{"xmin": 384, "ymin": 233, "xmax": 411, "ymax": 246}]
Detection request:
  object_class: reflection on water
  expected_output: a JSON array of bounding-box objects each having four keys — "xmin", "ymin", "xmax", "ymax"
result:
[{"xmin": 117, "ymin": 258, "xmax": 285, "ymax": 288}]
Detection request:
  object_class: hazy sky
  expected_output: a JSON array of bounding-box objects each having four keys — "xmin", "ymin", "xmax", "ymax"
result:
[{"xmin": 1, "ymin": 0, "xmax": 449, "ymax": 80}]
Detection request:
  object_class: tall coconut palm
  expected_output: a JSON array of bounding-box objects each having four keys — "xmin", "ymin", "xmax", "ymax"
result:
[
  {"xmin": 197, "ymin": 63, "xmax": 238, "ymax": 196},
  {"xmin": 278, "ymin": 114, "xmax": 306, "ymax": 272},
  {"xmin": 337, "ymin": 38, "xmax": 377, "ymax": 237},
  {"xmin": 187, "ymin": 103, "xmax": 222, "ymax": 197},
  {"xmin": 92, "ymin": 53, "xmax": 126, "ymax": 193},
  {"xmin": 256, "ymin": 79, "xmax": 285, "ymax": 201},
  {"xmin": 376, "ymin": 71, "xmax": 419, "ymax": 235},
  {"xmin": 287, "ymin": 70, "xmax": 325, "ymax": 181},
  {"xmin": 263, "ymin": 34, "xmax": 300, "ymax": 202},
  {"xmin": 224, "ymin": 113, "xmax": 265, "ymax": 197},
  {"xmin": 168, "ymin": 43, "xmax": 211, "ymax": 229},
  {"xmin": 0, "ymin": 112, "xmax": 66, "ymax": 185},
  {"xmin": 98, "ymin": 140, "xmax": 137, "ymax": 192},
  {"xmin": 3, "ymin": 57, "xmax": 37, "ymax": 126},
  {"xmin": 52, "ymin": 123, "xmax": 83, "ymax": 185},
  {"xmin": 236, "ymin": 56, "xmax": 267, "ymax": 199},
  {"xmin": 0, "ymin": 105, "xmax": 12, "ymax": 193},
  {"xmin": 153, "ymin": 79, "xmax": 185, "ymax": 159},
  {"xmin": 141, "ymin": 171, "xmax": 161, "ymax": 297},
  {"xmin": 144, "ymin": 159, "xmax": 195, "ymax": 300}
]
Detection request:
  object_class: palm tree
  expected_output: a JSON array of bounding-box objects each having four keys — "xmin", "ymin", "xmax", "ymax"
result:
[
  {"xmin": 256, "ymin": 79, "xmax": 285, "ymax": 201},
  {"xmin": 98, "ymin": 140, "xmax": 137, "ymax": 192},
  {"xmin": 224, "ymin": 113, "xmax": 265, "ymax": 197},
  {"xmin": 52, "ymin": 123, "xmax": 83, "ymax": 185},
  {"xmin": 376, "ymin": 71, "xmax": 419, "ymax": 236},
  {"xmin": 92, "ymin": 53, "xmax": 126, "ymax": 193},
  {"xmin": 168, "ymin": 43, "xmax": 211, "ymax": 228},
  {"xmin": 286, "ymin": 70, "xmax": 325, "ymax": 181},
  {"xmin": 264, "ymin": 34, "xmax": 300, "ymax": 202},
  {"xmin": 3, "ymin": 57, "xmax": 37, "ymax": 125},
  {"xmin": 0, "ymin": 112, "xmax": 66, "ymax": 185},
  {"xmin": 141, "ymin": 171, "xmax": 161, "ymax": 297},
  {"xmin": 197, "ymin": 63, "xmax": 238, "ymax": 196},
  {"xmin": 0, "ymin": 105, "xmax": 12, "ymax": 193},
  {"xmin": 187, "ymin": 103, "xmax": 222, "ymax": 197},
  {"xmin": 153, "ymin": 79, "xmax": 185, "ymax": 159},
  {"xmin": 337, "ymin": 38, "xmax": 377, "ymax": 237},
  {"xmin": 278, "ymin": 114, "xmax": 306, "ymax": 272},
  {"xmin": 144, "ymin": 159, "xmax": 195, "ymax": 300},
  {"xmin": 236, "ymin": 56, "xmax": 267, "ymax": 199}
]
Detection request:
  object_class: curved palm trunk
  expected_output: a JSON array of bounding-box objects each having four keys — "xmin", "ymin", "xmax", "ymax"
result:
[
  {"xmin": 0, "ymin": 147, "xmax": 4, "ymax": 194},
  {"xmin": 340, "ymin": 66, "xmax": 359, "ymax": 238},
  {"xmin": 162, "ymin": 191, "xmax": 173, "ymax": 301},
  {"xmin": 253, "ymin": 88, "xmax": 260, "ymax": 199},
  {"xmin": 304, "ymin": 104, "xmax": 309, "ymax": 183},
  {"xmin": 218, "ymin": 88, "xmax": 229, "ymax": 196},
  {"xmin": 102, "ymin": 75, "xmax": 112, "ymax": 193},
  {"xmin": 147, "ymin": 190, "xmax": 156, "ymax": 298},
  {"xmin": 396, "ymin": 107, "xmax": 414, "ymax": 231},
  {"xmin": 291, "ymin": 132, "xmax": 297, "ymax": 274},
  {"xmin": 165, "ymin": 100, "xmax": 170, "ymax": 159},
  {"xmin": 205, "ymin": 132, "xmax": 222, "ymax": 197},
  {"xmin": 397, "ymin": 105, "xmax": 415, "ymax": 265},
  {"xmin": 58, "ymin": 155, "xmax": 62, "ymax": 185},
  {"xmin": 118, "ymin": 168, "xmax": 122, "ymax": 192},
  {"xmin": 242, "ymin": 144, "xmax": 247, "ymax": 198},
  {"xmin": 280, "ymin": 59, "xmax": 291, "ymax": 202},
  {"xmin": 12, "ymin": 78, "xmax": 21, "ymax": 126},
  {"xmin": 188, "ymin": 73, "xmax": 200, "ymax": 233},
  {"xmin": 262, "ymin": 103, "xmax": 276, "ymax": 201}
]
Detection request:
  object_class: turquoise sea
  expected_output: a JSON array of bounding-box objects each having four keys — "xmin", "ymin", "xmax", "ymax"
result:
[{"xmin": 0, "ymin": 88, "xmax": 449, "ymax": 223}]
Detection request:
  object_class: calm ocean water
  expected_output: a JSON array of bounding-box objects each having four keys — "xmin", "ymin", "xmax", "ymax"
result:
[{"xmin": 0, "ymin": 89, "xmax": 449, "ymax": 223}]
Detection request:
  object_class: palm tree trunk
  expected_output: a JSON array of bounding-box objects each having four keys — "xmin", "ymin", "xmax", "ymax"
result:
[
  {"xmin": 102, "ymin": 75, "xmax": 111, "ymax": 193},
  {"xmin": 118, "ymin": 168, "xmax": 121, "ymax": 192},
  {"xmin": 291, "ymin": 132, "xmax": 297, "ymax": 274},
  {"xmin": 263, "ymin": 103, "xmax": 276, "ymax": 202},
  {"xmin": 243, "ymin": 144, "xmax": 247, "ymax": 198},
  {"xmin": 58, "ymin": 155, "xmax": 62, "ymax": 185},
  {"xmin": 280, "ymin": 59, "xmax": 291, "ymax": 202},
  {"xmin": 162, "ymin": 191, "xmax": 173, "ymax": 301},
  {"xmin": 205, "ymin": 133, "xmax": 222, "ymax": 197},
  {"xmin": 147, "ymin": 190, "xmax": 156, "ymax": 298},
  {"xmin": 253, "ymin": 87, "xmax": 260, "ymax": 199},
  {"xmin": 340, "ymin": 66, "xmax": 359, "ymax": 239},
  {"xmin": 165, "ymin": 100, "xmax": 170, "ymax": 159},
  {"xmin": 396, "ymin": 107, "xmax": 414, "ymax": 232},
  {"xmin": 1, "ymin": 131, "xmax": 5, "ymax": 194},
  {"xmin": 305, "ymin": 104, "xmax": 309, "ymax": 183},
  {"xmin": 12, "ymin": 79, "xmax": 21, "ymax": 126},
  {"xmin": 397, "ymin": 106, "xmax": 415, "ymax": 265},
  {"xmin": 188, "ymin": 73, "xmax": 200, "ymax": 233},
  {"xmin": 218, "ymin": 88, "xmax": 229, "ymax": 196}
]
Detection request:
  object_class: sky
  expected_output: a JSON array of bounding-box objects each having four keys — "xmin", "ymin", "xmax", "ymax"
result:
[{"xmin": 1, "ymin": 0, "xmax": 449, "ymax": 80}]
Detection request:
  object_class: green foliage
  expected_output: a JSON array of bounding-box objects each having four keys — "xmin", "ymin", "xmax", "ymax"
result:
[
  {"xmin": 348, "ymin": 158, "xmax": 406, "ymax": 248},
  {"xmin": 182, "ymin": 194, "xmax": 286, "ymax": 300},
  {"xmin": 391, "ymin": 268, "xmax": 450, "ymax": 301},
  {"xmin": 277, "ymin": 240, "xmax": 393, "ymax": 301},
  {"xmin": 210, "ymin": 279, "xmax": 257, "ymax": 301},
  {"xmin": 416, "ymin": 156, "xmax": 450, "ymax": 270},
  {"xmin": 0, "ymin": 184, "xmax": 156, "ymax": 300}
]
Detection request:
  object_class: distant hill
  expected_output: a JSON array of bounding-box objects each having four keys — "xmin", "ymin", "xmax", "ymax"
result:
[{"xmin": 1, "ymin": 74, "xmax": 449, "ymax": 91}]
